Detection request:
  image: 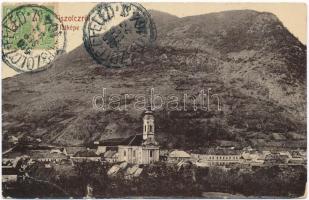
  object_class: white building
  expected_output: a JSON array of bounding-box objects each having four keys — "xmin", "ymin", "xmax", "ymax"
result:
[
  {"xmin": 104, "ymin": 150, "xmax": 118, "ymax": 163},
  {"xmin": 192, "ymin": 149, "xmax": 242, "ymax": 166},
  {"xmin": 168, "ymin": 150, "xmax": 191, "ymax": 163},
  {"xmin": 118, "ymin": 109, "xmax": 160, "ymax": 165}
]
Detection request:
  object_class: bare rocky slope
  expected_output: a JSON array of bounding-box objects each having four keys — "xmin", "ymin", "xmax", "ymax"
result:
[{"xmin": 3, "ymin": 10, "xmax": 306, "ymax": 149}]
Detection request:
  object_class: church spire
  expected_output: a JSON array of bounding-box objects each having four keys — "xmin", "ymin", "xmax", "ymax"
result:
[
  {"xmin": 143, "ymin": 106, "xmax": 154, "ymax": 141},
  {"xmin": 143, "ymin": 89, "xmax": 156, "ymax": 143}
]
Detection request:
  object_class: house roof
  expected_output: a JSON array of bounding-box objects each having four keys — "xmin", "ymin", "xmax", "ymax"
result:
[
  {"xmin": 169, "ymin": 150, "xmax": 191, "ymax": 158},
  {"xmin": 74, "ymin": 150, "xmax": 99, "ymax": 157},
  {"xmin": 271, "ymin": 133, "xmax": 286, "ymax": 140},
  {"xmin": 104, "ymin": 150, "xmax": 117, "ymax": 158},
  {"xmin": 3, "ymin": 150, "xmax": 67, "ymax": 159},
  {"xmin": 125, "ymin": 165, "xmax": 140, "ymax": 176},
  {"xmin": 134, "ymin": 168, "xmax": 143, "ymax": 177},
  {"xmin": 216, "ymin": 140, "xmax": 238, "ymax": 147},
  {"xmin": 28, "ymin": 150, "xmax": 68, "ymax": 159},
  {"xmin": 107, "ymin": 165, "xmax": 121, "ymax": 176},
  {"xmin": 65, "ymin": 147, "xmax": 87, "ymax": 155},
  {"xmin": 119, "ymin": 162, "xmax": 128, "ymax": 169}
]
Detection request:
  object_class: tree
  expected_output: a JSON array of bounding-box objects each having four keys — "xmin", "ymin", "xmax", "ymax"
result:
[{"xmin": 73, "ymin": 161, "xmax": 109, "ymax": 197}]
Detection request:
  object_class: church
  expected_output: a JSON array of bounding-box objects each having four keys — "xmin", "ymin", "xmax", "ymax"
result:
[{"xmin": 117, "ymin": 108, "xmax": 160, "ymax": 164}]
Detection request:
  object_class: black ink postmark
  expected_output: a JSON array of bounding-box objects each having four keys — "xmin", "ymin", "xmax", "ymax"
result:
[
  {"xmin": 83, "ymin": 2, "xmax": 156, "ymax": 68},
  {"xmin": 2, "ymin": 4, "xmax": 66, "ymax": 73}
]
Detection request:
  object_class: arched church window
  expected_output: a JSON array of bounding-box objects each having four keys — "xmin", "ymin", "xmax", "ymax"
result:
[
  {"xmin": 124, "ymin": 150, "xmax": 126, "ymax": 157},
  {"xmin": 150, "ymin": 150, "xmax": 153, "ymax": 157}
]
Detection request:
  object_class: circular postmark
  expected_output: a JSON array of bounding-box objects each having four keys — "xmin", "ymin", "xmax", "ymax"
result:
[
  {"xmin": 2, "ymin": 4, "xmax": 66, "ymax": 73},
  {"xmin": 83, "ymin": 2, "xmax": 156, "ymax": 68}
]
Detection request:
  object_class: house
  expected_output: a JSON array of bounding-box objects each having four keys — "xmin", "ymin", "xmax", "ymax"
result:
[
  {"xmin": 124, "ymin": 165, "xmax": 143, "ymax": 179},
  {"xmin": 290, "ymin": 150, "xmax": 306, "ymax": 160},
  {"xmin": 2, "ymin": 159, "xmax": 14, "ymax": 167},
  {"xmin": 241, "ymin": 151, "xmax": 266, "ymax": 165},
  {"xmin": 3, "ymin": 150, "xmax": 68, "ymax": 163},
  {"xmin": 291, "ymin": 150, "xmax": 303, "ymax": 158},
  {"xmin": 289, "ymin": 157, "xmax": 304, "ymax": 164},
  {"xmin": 118, "ymin": 109, "xmax": 160, "ymax": 165},
  {"xmin": 50, "ymin": 148, "xmax": 67, "ymax": 155},
  {"xmin": 64, "ymin": 146, "xmax": 87, "ymax": 157},
  {"xmin": 242, "ymin": 146, "xmax": 254, "ymax": 152},
  {"xmin": 28, "ymin": 150, "xmax": 68, "ymax": 163},
  {"xmin": 289, "ymin": 150, "xmax": 305, "ymax": 164},
  {"xmin": 97, "ymin": 146, "xmax": 107, "ymax": 155},
  {"xmin": 3, "ymin": 166, "xmax": 19, "ymax": 183},
  {"xmin": 72, "ymin": 149, "xmax": 101, "ymax": 162},
  {"xmin": 168, "ymin": 150, "xmax": 191, "ymax": 162},
  {"xmin": 192, "ymin": 149, "xmax": 242, "ymax": 166},
  {"xmin": 104, "ymin": 150, "xmax": 118, "ymax": 163},
  {"xmin": 278, "ymin": 151, "xmax": 292, "ymax": 159},
  {"xmin": 271, "ymin": 133, "xmax": 286, "ymax": 141},
  {"xmin": 216, "ymin": 140, "xmax": 238, "ymax": 149},
  {"xmin": 8, "ymin": 136, "xmax": 19, "ymax": 144},
  {"xmin": 159, "ymin": 149, "xmax": 169, "ymax": 161},
  {"xmin": 264, "ymin": 153, "xmax": 289, "ymax": 165}
]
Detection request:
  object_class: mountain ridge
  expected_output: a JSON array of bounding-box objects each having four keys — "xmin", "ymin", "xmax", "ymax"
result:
[{"xmin": 2, "ymin": 9, "xmax": 306, "ymax": 149}]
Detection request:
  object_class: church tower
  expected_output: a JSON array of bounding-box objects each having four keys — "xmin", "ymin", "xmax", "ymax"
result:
[{"xmin": 143, "ymin": 108, "xmax": 155, "ymax": 141}]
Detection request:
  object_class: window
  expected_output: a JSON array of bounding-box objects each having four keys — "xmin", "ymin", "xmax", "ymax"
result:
[
  {"xmin": 149, "ymin": 125, "xmax": 153, "ymax": 132},
  {"xmin": 124, "ymin": 150, "xmax": 126, "ymax": 157},
  {"xmin": 144, "ymin": 125, "xmax": 147, "ymax": 132},
  {"xmin": 150, "ymin": 150, "xmax": 153, "ymax": 157},
  {"xmin": 133, "ymin": 150, "xmax": 136, "ymax": 157}
]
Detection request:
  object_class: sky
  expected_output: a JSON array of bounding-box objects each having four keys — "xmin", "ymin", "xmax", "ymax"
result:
[{"xmin": 2, "ymin": 3, "xmax": 307, "ymax": 78}]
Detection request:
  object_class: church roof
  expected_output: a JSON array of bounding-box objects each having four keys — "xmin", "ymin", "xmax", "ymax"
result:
[
  {"xmin": 98, "ymin": 138, "xmax": 127, "ymax": 146},
  {"xmin": 120, "ymin": 134, "xmax": 143, "ymax": 146},
  {"xmin": 99, "ymin": 133, "xmax": 157, "ymax": 147}
]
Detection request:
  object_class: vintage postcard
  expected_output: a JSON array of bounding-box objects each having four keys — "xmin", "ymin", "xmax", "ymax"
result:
[{"xmin": 1, "ymin": 2, "xmax": 307, "ymax": 198}]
